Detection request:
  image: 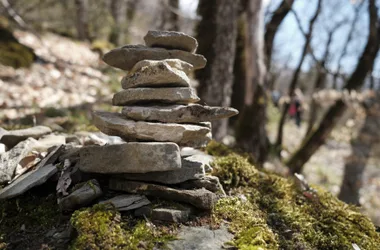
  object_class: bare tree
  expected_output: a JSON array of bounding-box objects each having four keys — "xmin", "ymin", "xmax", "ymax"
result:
[
  {"xmin": 286, "ymin": 0, "xmax": 380, "ymax": 174},
  {"xmin": 332, "ymin": 3, "xmax": 364, "ymax": 89},
  {"xmin": 195, "ymin": 0, "xmax": 239, "ymax": 141},
  {"xmin": 235, "ymin": 0, "xmax": 268, "ymax": 165},
  {"xmin": 109, "ymin": 0, "xmax": 127, "ymax": 45},
  {"xmin": 75, "ymin": 0, "xmax": 90, "ymax": 40},
  {"xmin": 306, "ymin": 21, "xmax": 345, "ymax": 135},
  {"xmin": 338, "ymin": 94, "xmax": 380, "ymax": 204},
  {"xmin": 264, "ymin": 0, "xmax": 295, "ymax": 71},
  {"xmin": 275, "ymin": 0, "xmax": 323, "ymax": 149}
]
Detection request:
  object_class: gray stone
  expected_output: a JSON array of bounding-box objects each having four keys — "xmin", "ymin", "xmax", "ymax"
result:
[
  {"xmin": 109, "ymin": 180, "xmax": 217, "ymax": 210},
  {"xmin": 34, "ymin": 134, "xmax": 66, "ymax": 152},
  {"xmin": 112, "ymin": 87, "xmax": 200, "ymax": 106},
  {"xmin": 179, "ymin": 176, "xmax": 225, "ymax": 194},
  {"xmin": 59, "ymin": 179, "xmax": 103, "ymax": 211},
  {"xmin": 167, "ymin": 226, "xmax": 234, "ymax": 250},
  {"xmin": 119, "ymin": 155, "xmax": 205, "ymax": 184},
  {"xmin": 102, "ymin": 45, "xmax": 206, "ymax": 71},
  {"xmin": 121, "ymin": 59, "xmax": 192, "ymax": 89},
  {"xmin": 135, "ymin": 206, "xmax": 191, "ymax": 223},
  {"xmin": 122, "ymin": 104, "xmax": 238, "ymax": 123},
  {"xmin": 0, "ymin": 138, "xmax": 39, "ymax": 184},
  {"xmin": 79, "ymin": 142, "xmax": 181, "ymax": 174},
  {"xmin": 0, "ymin": 145, "xmax": 64, "ymax": 199},
  {"xmin": 99, "ymin": 194, "xmax": 150, "ymax": 211},
  {"xmin": 0, "ymin": 126, "xmax": 52, "ymax": 149},
  {"xmin": 93, "ymin": 111, "xmax": 211, "ymax": 148},
  {"xmin": 144, "ymin": 30, "xmax": 198, "ymax": 53}
]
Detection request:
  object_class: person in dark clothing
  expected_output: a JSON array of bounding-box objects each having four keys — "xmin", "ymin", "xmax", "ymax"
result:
[
  {"xmin": 294, "ymin": 98, "xmax": 302, "ymax": 127},
  {"xmin": 288, "ymin": 96, "xmax": 302, "ymax": 127}
]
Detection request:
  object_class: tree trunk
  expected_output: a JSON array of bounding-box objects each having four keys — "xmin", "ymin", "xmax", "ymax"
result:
[
  {"xmin": 230, "ymin": 13, "xmax": 247, "ymax": 127},
  {"xmin": 110, "ymin": 0, "xmax": 127, "ymax": 45},
  {"xmin": 339, "ymin": 98, "xmax": 380, "ymax": 204},
  {"xmin": 235, "ymin": 0, "xmax": 268, "ymax": 165},
  {"xmin": 287, "ymin": 0, "xmax": 379, "ymax": 174},
  {"xmin": 168, "ymin": 0, "xmax": 179, "ymax": 31},
  {"xmin": 74, "ymin": 0, "xmax": 90, "ymax": 41},
  {"xmin": 158, "ymin": 0, "xmax": 179, "ymax": 31},
  {"xmin": 275, "ymin": 0, "xmax": 322, "ymax": 149},
  {"xmin": 195, "ymin": 0, "xmax": 239, "ymax": 141}
]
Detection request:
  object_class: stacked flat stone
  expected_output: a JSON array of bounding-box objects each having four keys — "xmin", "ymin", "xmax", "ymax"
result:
[
  {"xmin": 93, "ymin": 31, "xmax": 238, "ymax": 149},
  {"xmin": 78, "ymin": 31, "xmax": 238, "ymax": 210}
]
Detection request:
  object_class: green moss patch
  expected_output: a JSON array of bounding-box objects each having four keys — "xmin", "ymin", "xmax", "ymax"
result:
[
  {"xmin": 70, "ymin": 204, "xmax": 174, "ymax": 250},
  {"xmin": 212, "ymin": 153, "xmax": 380, "ymax": 249},
  {"xmin": 213, "ymin": 197, "xmax": 278, "ymax": 249}
]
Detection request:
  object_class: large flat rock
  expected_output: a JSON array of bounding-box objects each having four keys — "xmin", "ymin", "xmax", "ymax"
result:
[
  {"xmin": 112, "ymin": 87, "xmax": 200, "ymax": 106},
  {"xmin": 122, "ymin": 104, "xmax": 238, "ymax": 123},
  {"xmin": 121, "ymin": 59, "xmax": 192, "ymax": 89},
  {"xmin": 102, "ymin": 45, "xmax": 206, "ymax": 71},
  {"xmin": 93, "ymin": 111, "xmax": 211, "ymax": 148},
  {"xmin": 119, "ymin": 154, "xmax": 206, "ymax": 184},
  {"xmin": 109, "ymin": 180, "xmax": 217, "ymax": 210},
  {"xmin": 144, "ymin": 30, "xmax": 198, "ymax": 53},
  {"xmin": 79, "ymin": 142, "xmax": 181, "ymax": 174},
  {"xmin": 167, "ymin": 226, "xmax": 233, "ymax": 250},
  {"xmin": 0, "ymin": 126, "xmax": 52, "ymax": 149}
]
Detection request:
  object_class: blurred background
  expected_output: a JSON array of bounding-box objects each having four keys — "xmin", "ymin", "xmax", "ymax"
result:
[{"xmin": 0, "ymin": 0, "xmax": 380, "ymax": 225}]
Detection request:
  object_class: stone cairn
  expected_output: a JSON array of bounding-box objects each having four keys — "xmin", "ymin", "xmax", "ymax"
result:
[{"xmin": 76, "ymin": 31, "xmax": 238, "ymax": 221}]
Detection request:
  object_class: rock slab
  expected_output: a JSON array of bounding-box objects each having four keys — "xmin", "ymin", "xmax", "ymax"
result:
[
  {"xmin": 79, "ymin": 142, "xmax": 181, "ymax": 174},
  {"xmin": 0, "ymin": 125, "xmax": 52, "ymax": 149},
  {"xmin": 99, "ymin": 194, "xmax": 150, "ymax": 211},
  {"xmin": 122, "ymin": 104, "xmax": 239, "ymax": 123},
  {"xmin": 119, "ymin": 154, "xmax": 206, "ymax": 184},
  {"xmin": 112, "ymin": 87, "xmax": 200, "ymax": 106},
  {"xmin": 135, "ymin": 206, "xmax": 191, "ymax": 223},
  {"xmin": 121, "ymin": 59, "xmax": 192, "ymax": 89},
  {"xmin": 144, "ymin": 30, "xmax": 198, "ymax": 53},
  {"xmin": 179, "ymin": 176, "xmax": 224, "ymax": 194},
  {"xmin": 109, "ymin": 180, "xmax": 217, "ymax": 210},
  {"xmin": 102, "ymin": 45, "xmax": 206, "ymax": 71},
  {"xmin": 59, "ymin": 179, "xmax": 103, "ymax": 211},
  {"xmin": 92, "ymin": 111, "xmax": 211, "ymax": 148}
]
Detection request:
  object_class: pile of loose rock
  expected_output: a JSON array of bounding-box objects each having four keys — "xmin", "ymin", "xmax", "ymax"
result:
[
  {"xmin": 0, "ymin": 30, "xmax": 238, "ymax": 224},
  {"xmin": 77, "ymin": 30, "xmax": 238, "ymax": 222}
]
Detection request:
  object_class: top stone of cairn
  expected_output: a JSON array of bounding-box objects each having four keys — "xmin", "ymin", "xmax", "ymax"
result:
[{"xmin": 144, "ymin": 30, "xmax": 198, "ymax": 53}]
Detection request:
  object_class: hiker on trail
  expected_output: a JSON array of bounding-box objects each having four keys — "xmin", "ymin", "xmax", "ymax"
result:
[{"xmin": 289, "ymin": 95, "xmax": 302, "ymax": 127}]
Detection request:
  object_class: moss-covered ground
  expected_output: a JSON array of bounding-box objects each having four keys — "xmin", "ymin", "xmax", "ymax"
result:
[
  {"xmin": 70, "ymin": 204, "xmax": 175, "ymax": 250},
  {"xmin": 208, "ymin": 142, "xmax": 380, "ymax": 250},
  {"xmin": 1, "ymin": 140, "xmax": 379, "ymax": 249}
]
